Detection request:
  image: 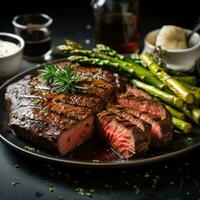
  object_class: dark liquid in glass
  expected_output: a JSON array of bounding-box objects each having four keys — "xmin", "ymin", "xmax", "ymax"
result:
[
  {"xmin": 20, "ymin": 28, "xmax": 52, "ymax": 57},
  {"xmin": 95, "ymin": 13, "xmax": 139, "ymax": 54}
]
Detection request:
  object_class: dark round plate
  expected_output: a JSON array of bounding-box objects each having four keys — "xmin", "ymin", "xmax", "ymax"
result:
[{"xmin": 1, "ymin": 59, "xmax": 200, "ymax": 168}]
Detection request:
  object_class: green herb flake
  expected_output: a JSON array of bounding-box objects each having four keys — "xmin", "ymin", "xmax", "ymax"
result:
[
  {"xmin": 89, "ymin": 189, "xmax": 95, "ymax": 193},
  {"xmin": 152, "ymin": 175, "xmax": 160, "ymax": 189},
  {"xmin": 32, "ymin": 99, "xmax": 41, "ymax": 105},
  {"xmin": 56, "ymin": 195, "xmax": 64, "ymax": 200},
  {"xmin": 46, "ymin": 183, "xmax": 55, "ymax": 193},
  {"xmin": 29, "ymin": 85, "xmax": 36, "ymax": 93},
  {"xmin": 12, "ymin": 177, "xmax": 20, "ymax": 187},
  {"xmin": 85, "ymin": 192, "xmax": 92, "ymax": 197},
  {"xmin": 24, "ymin": 145, "xmax": 40, "ymax": 153},
  {"xmin": 75, "ymin": 187, "xmax": 94, "ymax": 197},
  {"xmin": 92, "ymin": 159, "xmax": 101, "ymax": 163},
  {"xmin": 40, "ymin": 109, "xmax": 49, "ymax": 116}
]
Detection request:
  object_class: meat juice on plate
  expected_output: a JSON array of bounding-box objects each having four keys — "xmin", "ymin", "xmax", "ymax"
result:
[
  {"xmin": 95, "ymin": 13, "xmax": 139, "ymax": 54},
  {"xmin": 20, "ymin": 25, "xmax": 52, "ymax": 57}
]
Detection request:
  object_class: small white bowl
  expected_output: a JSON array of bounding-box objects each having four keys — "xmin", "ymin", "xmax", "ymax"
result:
[
  {"xmin": 0, "ymin": 32, "xmax": 24, "ymax": 81},
  {"xmin": 143, "ymin": 29, "xmax": 200, "ymax": 72}
]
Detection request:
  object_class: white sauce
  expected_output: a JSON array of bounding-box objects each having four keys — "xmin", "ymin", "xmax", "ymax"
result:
[{"xmin": 0, "ymin": 40, "xmax": 19, "ymax": 57}]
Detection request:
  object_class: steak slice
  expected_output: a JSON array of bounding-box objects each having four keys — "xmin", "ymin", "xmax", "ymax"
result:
[
  {"xmin": 126, "ymin": 85, "xmax": 153, "ymax": 100},
  {"xmin": 97, "ymin": 110, "xmax": 150, "ymax": 158},
  {"xmin": 117, "ymin": 93, "xmax": 173, "ymax": 147}
]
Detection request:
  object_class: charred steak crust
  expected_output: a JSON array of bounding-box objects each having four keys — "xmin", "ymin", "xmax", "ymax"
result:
[{"xmin": 5, "ymin": 62, "xmax": 173, "ymax": 159}]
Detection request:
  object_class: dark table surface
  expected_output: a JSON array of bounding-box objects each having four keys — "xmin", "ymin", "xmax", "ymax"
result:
[{"xmin": 1, "ymin": 2, "xmax": 200, "ymax": 200}]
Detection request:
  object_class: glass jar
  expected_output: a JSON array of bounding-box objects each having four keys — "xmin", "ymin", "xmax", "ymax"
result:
[
  {"xmin": 91, "ymin": 0, "xmax": 140, "ymax": 54},
  {"xmin": 12, "ymin": 13, "xmax": 53, "ymax": 62}
]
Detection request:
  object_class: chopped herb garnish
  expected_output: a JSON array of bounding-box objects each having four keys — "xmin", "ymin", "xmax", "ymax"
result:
[
  {"xmin": 46, "ymin": 183, "xmax": 55, "ymax": 193},
  {"xmin": 24, "ymin": 145, "xmax": 40, "ymax": 153},
  {"xmin": 85, "ymin": 192, "xmax": 92, "ymax": 197},
  {"xmin": 89, "ymin": 189, "xmax": 95, "ymax": 193},
  {"xmin": 12, "ymin": 177, "xmax": 20, "ymax": 187},
  {"xmin": 93, "ymin": 68, "xmax": 103, "ymax": 79},
  {"xmin": 144, "ymin": 172, "xmax": 150, "ymax": 178},
  {"xmin": 75, "ymin": 187, "xmax": 95, "ymax": 197},
  {"xmin": 39, "ymin": 64, "xmax": 83, "ymax": 93},
  {"xmin": 29, "ymin": 85, "xmax": 36, "ymax": 93},
  {"xmin": 32, "ymin": 98, "xmax": 41, "ymax": 105},
  {"xmin": 40, "ymin": 109, "xmax": 49, "ymax": 116},
  {"xmin": 152, "ymin": 175, "xmax": 160, "ymax": 189},
  {"xmin": 92, "ymin": 159, "xmax": 101, "ymax": 163},
  {"xmin": 56, "ymin": 195, "xmax": 64, "ymax": 200}
]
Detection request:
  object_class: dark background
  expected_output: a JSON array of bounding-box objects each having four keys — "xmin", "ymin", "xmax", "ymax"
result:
[{"xmin": 0, "ymin": 0, "xmax": 199, "ymax": 45}]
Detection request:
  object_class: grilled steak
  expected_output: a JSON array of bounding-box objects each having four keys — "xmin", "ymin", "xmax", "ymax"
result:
[
  {"xmin": 117, "ymin": 88, "xmax": 173, "ymax": 148},
  {"xmin": 126, "ymin": 85, "xmax": 153, "ymax": 100},
  {"xmin": 6, "ymin": 63, "xmax": 118, "ymax": 156},
  {"xmin": 97, "ymin": 110, "xmax": 150, "ymax": 158},
  {"xmin": 5, "ymin": 62, "xmax": 174, "ymax": 159}
]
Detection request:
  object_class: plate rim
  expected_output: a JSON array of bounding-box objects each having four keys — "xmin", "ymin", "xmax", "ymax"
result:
[{"xmin": 1, "ymin": 59, "xmax": 200, "ymax": 168}]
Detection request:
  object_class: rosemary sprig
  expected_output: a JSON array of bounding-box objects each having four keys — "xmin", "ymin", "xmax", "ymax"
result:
[{"xmin": 39, "ymin": 64, "xmax": 83, "ymax": 93}]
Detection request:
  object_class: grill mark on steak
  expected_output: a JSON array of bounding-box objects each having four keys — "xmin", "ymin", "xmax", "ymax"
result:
[
  {"xmin": 30, "ymin": 90, "xmax": 103, "ymax": 113},
  {"xmin": 97, "ymin": 111, "xmax": 150, "ymax": 158}
]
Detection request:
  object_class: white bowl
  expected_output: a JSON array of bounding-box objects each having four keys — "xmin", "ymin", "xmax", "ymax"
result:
[
  {"xmin": 0, "ymin": 32, "xmax": 24, "ymax": 81},
  {"xmin": 143, "ymin": 29, "xmax": 200, "ymax": 72}
]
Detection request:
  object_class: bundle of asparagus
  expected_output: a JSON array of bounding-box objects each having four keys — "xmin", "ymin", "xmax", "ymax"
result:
[{"xmin": 58, "ymin": 40, "xmax": 200, "ymax": 134}]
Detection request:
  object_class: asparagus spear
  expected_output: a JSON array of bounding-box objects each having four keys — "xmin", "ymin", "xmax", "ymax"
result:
[
  {"xmin": 165, "ymin": 105, "xmax": 186, "ymax": 120},
  {"xmin": 172, "ymin": 117, "xmax": 192, "ymax": 134},
  {"xmin": 131, "ymin": 79, "xmax": 183, "ymax": 108},
  {"xmin": 95, "ymin": 44, "xmax": 125, "ymax": 60},
  {"xmin": 181, "ymin": 104, "xmax": 200, "ymax": 125},
  {"xmin": 182, "ymin": 83, "xmax": 200, "ymax": 101},
  {"xmin": 140, "ymin": 53, "xmax": 194, "ymax": 104},
  {"xmin": 174, "ymin": 76, "xmax": 197, "ymax": 86}
]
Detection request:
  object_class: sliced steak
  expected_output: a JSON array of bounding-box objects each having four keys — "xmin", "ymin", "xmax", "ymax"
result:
[
  {"xmin": 107, "ymin": 104, "xmax": 151, "ymax": 142},
  {"xmin": 117, "ymin": 93, "xmax": 173, "ymax": 147},
  {"xmin": 126, "ymin": 85, "xmax": 153, "ymax": 100},
  {"xmin": 97, "ymin": 110, "xmax": 150, "ymax": 158}
]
